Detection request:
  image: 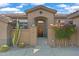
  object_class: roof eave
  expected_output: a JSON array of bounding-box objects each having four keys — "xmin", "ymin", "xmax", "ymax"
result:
[{"xmin": 25, "ymin": 5, "xmax": 57, "ymax": 14}]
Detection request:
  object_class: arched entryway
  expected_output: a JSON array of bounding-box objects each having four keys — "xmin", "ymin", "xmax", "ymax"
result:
[{"xmin": 34, "ymin": 17, "xmax": 48, "ymax": 38}]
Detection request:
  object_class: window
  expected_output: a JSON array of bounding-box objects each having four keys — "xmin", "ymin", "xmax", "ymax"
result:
[
  {"xmin": 19, "ymin": 22, "xmax": 28, "ymax": 29},
  {"xmin": 19, "ymin": 20, "xmax": 28, "ymax": 29},
  {"xmin": 56, "ymin": 20, "xmax": 60, "ymax": 23},
  {"xmin": 68, "ymin": 20, "xmax": 73, "ymax": 24},
  {"xmin": 38, "ymin": 20, "xmax": 44, "ymax": 23},
  {"xmin": 12, "ymin": 20, "xmax": 28, "ymax": 29},
  {"xmin": 58, "ymin": 20, "xmax": 60, "ymax": 23},
  {"xmin": 12, "ymin": 20, "xmax": 17, "ymax": 29}
]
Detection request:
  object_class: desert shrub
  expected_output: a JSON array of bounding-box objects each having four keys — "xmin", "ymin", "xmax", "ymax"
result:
[
  {"xmin": 17, "ymin": 42, "xmax": 25, "ymax": 48},
  {"xmin": 0, "ymin": 45, "xmax": 9, "ymax": 52},
  {"xmin": 53, "ymin": 24, "xmax": 76, "ymax": 39}
]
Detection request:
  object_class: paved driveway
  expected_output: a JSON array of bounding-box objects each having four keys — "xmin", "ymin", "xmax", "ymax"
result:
[{"xmin": 0, "ymin": 38, "xmax": 79, "ymax": 56}]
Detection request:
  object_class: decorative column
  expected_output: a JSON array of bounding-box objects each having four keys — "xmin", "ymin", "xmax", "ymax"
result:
[
  {"xmin": 27, "ymin": 15, "xmax": 37, "ymax": 46},
  {"xmin": 29, "ymin": 24, "xmax": 37, "ymax": 47},
  {"xmin": 48, "ymin": 24, "xmax": 55, "ymax": 47}
]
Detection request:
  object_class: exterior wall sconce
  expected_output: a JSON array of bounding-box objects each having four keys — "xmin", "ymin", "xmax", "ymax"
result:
[{"xmin": 39, "ymin": 11, "xmax": 43, "ymax": 14}]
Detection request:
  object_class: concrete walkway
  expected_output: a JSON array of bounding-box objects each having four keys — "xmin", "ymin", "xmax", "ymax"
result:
[{"xmin": 0, "ymin": 37, "xmax": 79, "ymax": 56}]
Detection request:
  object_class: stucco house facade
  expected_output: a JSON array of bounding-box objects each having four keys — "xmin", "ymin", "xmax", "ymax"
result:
[{"xmin": 0, "ymin": 5, "xmax": 79, "ymax": 47}]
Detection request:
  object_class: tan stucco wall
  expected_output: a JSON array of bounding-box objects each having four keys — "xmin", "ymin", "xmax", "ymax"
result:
[
  {"xmin": 0, "ymin": 21, "xmax": 8, "ymax": 45},
  {"xmin": 72, "ymin": 17, "xmax": 79, "ymax": 46},
  {"xmin": 27, "ymin": 9, "xmax": 54, "ymax": 27},
  {"xmin": 48, "ymin": 26, "xmax": 55, "ymax": 47},
  {"xmin": 29, "ymin": 27, "xmax": 37, "ymax": 46},
  {"xmin": 18, "ymin": 29, "xmax": 30, "ymax": 45},
  {"xmin": 19, "ymin": 27, "xmax": 37, "ymax": 46},
  {"xmin": 12, "ymin": 29, "xmax": 30, "ymax": 45},
  {"xmin": 73, "ymin": 17, "xmax": 79, "ymax": 27},
  {"xmin": 12, "ymin": 27, "xmax": 37, "ymax": 46},
  {"xmin": 27, "ymin": 9, "xmax": 55, "ymax": 46}
]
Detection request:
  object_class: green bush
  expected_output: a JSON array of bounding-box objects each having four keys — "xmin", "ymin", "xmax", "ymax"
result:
[
  {"xmin": 0, "ymin": 45, "xmax": 9, "ymax": 52},
  {"xmin": 54, "ymin": 25, "xmax": 76, "ymax": 39},
  {"xmin": 17, "ymin": 42, "xmax": 25, "ymax": 48}
]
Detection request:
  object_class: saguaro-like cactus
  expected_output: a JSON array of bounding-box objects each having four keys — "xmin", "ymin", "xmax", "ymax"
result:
[{"xmin": 12, "ymin": 19, "xmax": 20, "ymax": 46}]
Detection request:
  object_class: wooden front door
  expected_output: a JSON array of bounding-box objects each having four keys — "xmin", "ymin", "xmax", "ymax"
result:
[{"xmin": 37, "ymin": 22, "xmax": 44, "ymax": 37}]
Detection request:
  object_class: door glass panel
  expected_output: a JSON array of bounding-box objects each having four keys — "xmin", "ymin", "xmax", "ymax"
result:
[{"xmin": 37, "ymin": 20, "xmax": 44, "ymax": 37}]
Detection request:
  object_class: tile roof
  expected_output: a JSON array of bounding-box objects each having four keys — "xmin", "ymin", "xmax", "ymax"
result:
[{"xmin": 0, "ymin": 13, "xmax": 27, "ymax": 19}]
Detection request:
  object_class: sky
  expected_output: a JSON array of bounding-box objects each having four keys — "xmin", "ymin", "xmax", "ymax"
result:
[{"xmin": 0, "ymin": 3, "xmax": 79, "ymax": 14}]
